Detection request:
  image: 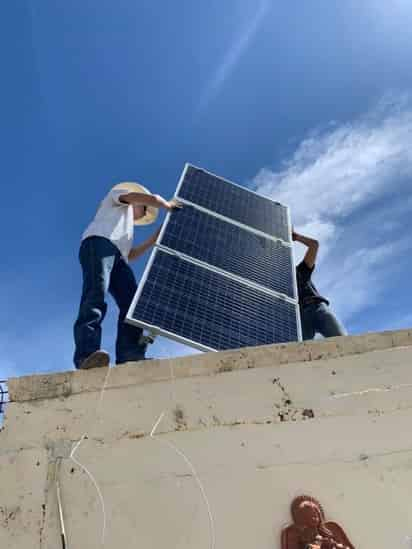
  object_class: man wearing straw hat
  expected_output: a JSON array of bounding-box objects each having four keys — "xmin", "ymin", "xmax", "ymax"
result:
[{"xmin": 73, "ymin": 182, "xmax": 181, "ymax": 369}]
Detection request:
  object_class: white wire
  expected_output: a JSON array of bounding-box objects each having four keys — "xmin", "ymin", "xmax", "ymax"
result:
[
  {"xmin": 66, "ymin": 348, "xmax": 216, "ymax": 549},
  {"xmin": 147, "ymin": 356, "xmax": 216, "ymax": 549},
  {"xmin": 70, "ymin": 452, "xmax": 107, "ymax": 546},
  {"xmin": 150, "ymin": 412, "xmax": 216, "ymax": 549},
  {"xmin": 68, "ymin": 366, "xmax": 112, "ymax": 546},
  {"xmin": 56, "ymin": 459, "xmax": 68, "ymax": 549}
]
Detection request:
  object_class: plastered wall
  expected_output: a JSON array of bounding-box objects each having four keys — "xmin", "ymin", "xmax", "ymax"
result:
[{"xmin": 1, "ymin": 329, "xmax": 412, "ymax": 549}]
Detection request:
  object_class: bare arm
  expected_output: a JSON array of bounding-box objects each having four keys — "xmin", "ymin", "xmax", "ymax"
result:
[
  {"xmin": 119, "ymin": 192, "xmax": 182, "ymax": 211},
  {"xmin": 292, "ymin": 230, "xmax": 319, "ymax": 269},
  {"xmin": 128, "ymin": 227, "xmax": 161, "ymax": 262}
]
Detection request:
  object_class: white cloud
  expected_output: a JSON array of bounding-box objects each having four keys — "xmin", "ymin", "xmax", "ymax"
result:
[
  {"xmin": 316, "ymin": 238, "xmax": 410, "ymax": 322},
  {"xmin": 253, "ymin": 96, "xmax": 412, "ymax": 326},
  {"xmin": 197, "ymin": 0, "xmax": 270, "ymax": 112},
  {"xmin": 254, "ymin": 97, "xmax": 412, "ymax": 226}
]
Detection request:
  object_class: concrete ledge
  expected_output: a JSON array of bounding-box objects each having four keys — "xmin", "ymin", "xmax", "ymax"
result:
[{"xmin": 8, "ymin": 328, "xmax": 412, "ymax": 403}]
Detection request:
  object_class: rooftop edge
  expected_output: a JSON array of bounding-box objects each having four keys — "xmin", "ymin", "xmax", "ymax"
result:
[{"xmin": 7, "ymin": 328, "xmax": 412, "ymax": 403}]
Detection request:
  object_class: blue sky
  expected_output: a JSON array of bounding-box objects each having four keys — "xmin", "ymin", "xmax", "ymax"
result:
[{"xmin": 1, "ymin": 0, "xmax": 412, "ymax": 379}]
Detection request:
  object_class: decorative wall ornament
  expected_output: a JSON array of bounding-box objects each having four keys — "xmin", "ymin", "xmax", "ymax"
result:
[{"xmin": 281, "ymin": 495, "xmax": 355, "ymax": 549}]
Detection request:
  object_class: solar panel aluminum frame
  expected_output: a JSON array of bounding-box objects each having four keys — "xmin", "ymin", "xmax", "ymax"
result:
[
  {"xmin": 126, "ymin": 245, "xmax": 216, "ymax": 352},
  {"xmin": 176, "ymin": 163, "xmax": 292, "ymax": 244},
  {"xmin": 125, "ymin": 164, "xmax": 302, "ymax": 350},
  {"xmin": 175, "ymin": 195, "xmax": 292, "ymax": 252},
  {"xmin": 175, "ymin": 163, "xmax": 299, "ymax": 302},
  {"xmin": 126, "ymin": 246, "xmax": 302, "ymax": 352},
  {"xmin": 287, "ymin": 202, "xmax": 299, "ymax": 305},
  {"xmin": 158, "ymin": 228, "xmax": 297, "ymax": 304}
]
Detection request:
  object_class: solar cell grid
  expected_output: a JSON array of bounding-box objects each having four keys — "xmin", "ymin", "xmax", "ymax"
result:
[
  {"xmin": 132, "ymin": 250, "xmax": 298, "ymax": 351},
  {"xmin": 177, "ymin": 165, "xmax": 290, "ymax": 241},
  {"xmin": 161, "ymin": 206, "xmax": 295, "ymax": 299}
]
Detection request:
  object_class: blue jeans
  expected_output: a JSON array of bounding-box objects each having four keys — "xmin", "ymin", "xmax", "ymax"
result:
[
  {"xmin": 300, "ymin": 302, "xmax": 346, "ymax": 341},
  {"xmin": 73, "ymin": 237, "xmax": 146, "ymax": 367}
]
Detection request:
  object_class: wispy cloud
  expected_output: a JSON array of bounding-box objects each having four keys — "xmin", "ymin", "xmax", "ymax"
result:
[
  {"xmin": 197, "ymin": 0, "xmax": 271, "ymax": 112},
  {"xmin": 253, "ymin": 95, "xmax": 412, "ymax": 327}
]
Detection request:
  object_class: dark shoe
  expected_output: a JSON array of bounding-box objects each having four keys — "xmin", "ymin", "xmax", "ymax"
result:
[{"xmin": 78, "ymin": 350, "xmax": 110, "ymax": 370}]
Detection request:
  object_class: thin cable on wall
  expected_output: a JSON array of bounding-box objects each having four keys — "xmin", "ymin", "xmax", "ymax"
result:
[
  {"xmin": 147, "ymin": 349, "xmax": 216, "ymax": 549},
  {"xmin": 57, "ymin": 350, "xmax": 216, "ymax": 549},
  {"xmin": 58, "ymin": 366, "xmax": 112, "ymax": 547},
  {"xmin": 150, "ymin": 410, "xmax": 216, "ymax": 549}
]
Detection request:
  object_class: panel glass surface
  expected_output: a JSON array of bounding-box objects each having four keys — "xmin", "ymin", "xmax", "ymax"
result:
[
  {"xmin": 177, "ymin": 165, "xmax": 289, "ymax": 241},
  {"xmin": 161, "ymin": 206, "xmax": 295, "ymax": 298},
  {"xmin": 132, "ymin": 250, "xmax": 298, "ymax": 350}
]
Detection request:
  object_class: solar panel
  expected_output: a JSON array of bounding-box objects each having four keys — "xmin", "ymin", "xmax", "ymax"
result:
[
  {"xmin": 127, "ymin": 163, "xmax": 301, "ymax": 351},
  {"xmin": 130, "ymin": 249, "xmax": 299, "ymax": 351},
  {"xmin": 177, "ymin": 164, "xmax": 289, "ymax": 241},
  {"xmin": 160, "ymin": 205, "xmax": 295, "ymax": 299},
  {"xmin": 0, "ymin": 380, "xmax": 8, "ymax": 416}
]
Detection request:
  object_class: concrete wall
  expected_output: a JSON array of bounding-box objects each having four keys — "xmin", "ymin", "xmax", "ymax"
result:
[{"xmin": 1, "ymin": 329, "xmax": 412, "ymax": 549}]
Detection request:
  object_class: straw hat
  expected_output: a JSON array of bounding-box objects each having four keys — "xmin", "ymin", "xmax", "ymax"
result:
[{"xmin": 112, "ymin": 182, "xmax": 158, "ymax": 225}]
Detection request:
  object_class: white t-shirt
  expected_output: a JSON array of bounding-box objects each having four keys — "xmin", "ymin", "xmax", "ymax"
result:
[{"xmin": 82, "ymin": 189, "xmax": 134, "ymax": 260}]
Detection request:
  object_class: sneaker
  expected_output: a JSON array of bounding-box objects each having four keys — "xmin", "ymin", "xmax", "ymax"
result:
[{"xmin": 78, "ymin": 350, "xmax": 110, "ymax": 370}]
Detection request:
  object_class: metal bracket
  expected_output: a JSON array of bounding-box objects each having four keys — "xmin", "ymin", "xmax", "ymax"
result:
[{"xmin": 139, "ymin": 330, "xmax": 157, "ymax": 346}]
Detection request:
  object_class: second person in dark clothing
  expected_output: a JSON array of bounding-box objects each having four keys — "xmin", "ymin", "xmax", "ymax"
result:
[{"xmin": 293, "ymin": 230, "xmax": 346, "ymax": 341}]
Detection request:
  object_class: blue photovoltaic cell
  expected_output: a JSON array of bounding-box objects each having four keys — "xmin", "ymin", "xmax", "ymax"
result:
[
  {"xmin": 177, "ymin": 165, "xmax": 289, "ymax": 241},
  {"xmin": 129, "ymin": 164, "xmax": 300, "ymax": 350},
  {"xmin": 161, "ymin": 205, "xmax": 295, "ymax": 299},
  {"xmin": 132, "ymin": 250, "xmax": 298, "ymax": 350}
]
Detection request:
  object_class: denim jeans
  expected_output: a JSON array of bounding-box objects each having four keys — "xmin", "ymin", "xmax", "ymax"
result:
[
  {"xmin": 73, "ymin": 236, "xmax": 146, "ymax": 367},
  {"xmin": 300, "ymin": 302, "xmax": 346, "ymax": 341}
]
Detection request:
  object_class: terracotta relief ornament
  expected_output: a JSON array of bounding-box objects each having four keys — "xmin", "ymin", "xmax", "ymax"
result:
[{"xmin": 281, "ymin": 495, "xmax": 355, "ymax": 549}]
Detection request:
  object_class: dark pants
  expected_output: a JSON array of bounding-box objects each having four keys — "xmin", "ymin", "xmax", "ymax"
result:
[
  {"xmin": 73, "ymin": 237, "xmax": 146, "ymax": 367},
  {"xmin": 300, "ymin": 302, "xmax": 346, "ymax": 341}
]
